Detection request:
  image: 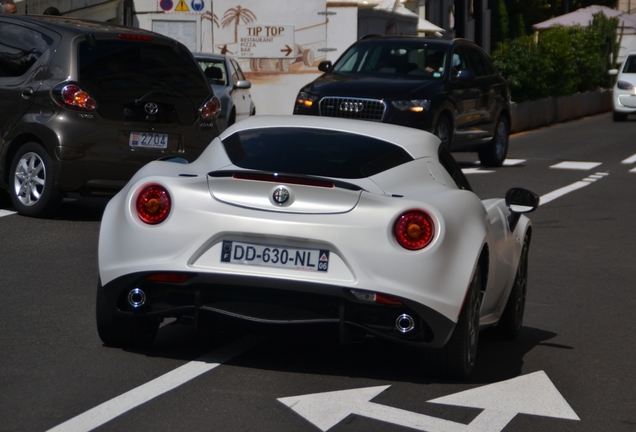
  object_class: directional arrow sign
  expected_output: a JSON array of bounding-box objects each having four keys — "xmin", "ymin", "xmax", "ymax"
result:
[
  {"xmin": 277, "ymin": 371, "xmax": 579, "ymax": 432},
  {"xmin": 280, "ymin": 44, "xmax": 293, "ymax": 56}
]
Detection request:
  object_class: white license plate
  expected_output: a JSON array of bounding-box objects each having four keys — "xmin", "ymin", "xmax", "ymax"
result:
[
  {"xmin": 221, "ymin": 241, "xmax": 329, "ymax": 272},
  {"xmin": 129, "ymin": 132, "xmax": 168, "ymax": 149}
]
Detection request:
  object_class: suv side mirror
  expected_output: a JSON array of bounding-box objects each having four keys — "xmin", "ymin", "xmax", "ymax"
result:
[
  {"xmin": 608, "ymin": 69, "xmax": 618, "ymax": 76},
  {"xmin": 318, "ymin": 60, "xmax": 332, "ymax": 72},
  {"xmin": 506, "ymin": 187, "xmax": 539, "ymax": 229}
]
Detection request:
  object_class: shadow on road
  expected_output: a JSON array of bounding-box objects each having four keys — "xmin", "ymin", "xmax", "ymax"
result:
[{"xmin": 122, "ymin": 322, "xmax": 566, "ymax": 386}]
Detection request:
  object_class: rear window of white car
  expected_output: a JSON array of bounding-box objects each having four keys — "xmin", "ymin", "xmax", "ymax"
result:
[{"xmin": 222, "ymin": 127, "xmax": 413, "ymax": 178}]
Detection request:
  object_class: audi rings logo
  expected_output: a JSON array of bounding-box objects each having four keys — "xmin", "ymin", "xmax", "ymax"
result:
[
  {"xmin": 339, "ymin": 101, "xmax": 364, "ymax": 113},
  {"xmin": 272, "ymin": 186, "xmax": 290, "ymax": 205},
  {"xmin": 144, "ymin": 102, "xmax": 159, "ymax": 115}
]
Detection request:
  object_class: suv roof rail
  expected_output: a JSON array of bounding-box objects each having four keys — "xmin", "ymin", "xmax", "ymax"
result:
[{"xmin": 359, "ymin": 34, "xmax": 383, "ymax": 40}]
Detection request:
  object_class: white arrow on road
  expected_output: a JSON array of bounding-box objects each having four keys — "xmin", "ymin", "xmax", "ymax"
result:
[{"xmin": 277, "ymin": 371, "xmax": 579, "ymax": 432}]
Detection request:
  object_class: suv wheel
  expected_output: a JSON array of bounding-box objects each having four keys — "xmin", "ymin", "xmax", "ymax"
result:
[
  {"xmin": 9, "ymin": 142, "xmax": 61, "ymax": 218},
  {"xmin": 434, "ymin": 116, "xmax": 452, "ymax": 150},
  {"xmin": 479, "ymin": 116, "xmax": 509, "ymax": 167}
]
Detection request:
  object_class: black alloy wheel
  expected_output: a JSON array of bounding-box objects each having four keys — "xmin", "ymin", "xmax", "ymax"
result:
[
  {"xmin": 434, "ymin": 115, "xmax": 452, "ymax": 151},
  {"xmin": 436, "ymin": 265, "xmax": 482, "ymax": 380},
  {"xmin": 479, "ymin": 116, "xmax": 509, "ymax": 167},
  {"xmin": 497, "ymin": 235, "xmax": 529, "ymax": 340}
]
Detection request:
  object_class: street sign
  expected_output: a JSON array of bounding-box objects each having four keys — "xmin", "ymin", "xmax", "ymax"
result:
[
  {"xmin": 278, "ymin": 371, "xmax": 580, "ymax": 431},
  {"xmin": 238, "ymin": 24, "xmax": 295, "ymax": 59}
]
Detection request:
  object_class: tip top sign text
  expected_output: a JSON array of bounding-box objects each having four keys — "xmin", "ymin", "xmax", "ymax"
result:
[{"xmin": 238, "ymin": 24, "xmax": 295, "ymax": 59}]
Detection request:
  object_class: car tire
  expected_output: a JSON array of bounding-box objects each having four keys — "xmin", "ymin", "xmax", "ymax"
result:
[
  {"xmin": 496, "ymin": 235, "xmax": 529, "ymax": 340},
  {"xmin": 434, "ymin": 115, "xmax": 452, "ymax": 151},
  {"xmin": 613, "ymin": 111, "xmax": 628, "ymax": 122},
  {"xmin": 9, "ymin": 142, "xmax": 61, "ymax": 218},
  {"xmin": 96, "ymin": 282, "xmax": 160, "ymax": 348},
  {"xmin": 436, "ymin": 265, "xmax": 482, "ymax": 380},
  {"xmin": 479, "ymin": 116, "xmax": 509, "ymax": 167}
]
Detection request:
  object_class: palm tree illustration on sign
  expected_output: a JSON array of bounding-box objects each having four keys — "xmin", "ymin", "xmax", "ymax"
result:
[{"xmin": 221, "ymin": 6, "xmax": 257, "ymax": 43}]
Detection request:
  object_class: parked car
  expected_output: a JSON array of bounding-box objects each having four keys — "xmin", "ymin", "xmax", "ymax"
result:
[
  {"xmin": 0, "ymin": 15, "xmax": 221, "ymax": 217},
  {"xmin": 609, "ymin": 52, "xmax": 636, "ymax": 121},
  {"xmin": 194, "ymin": 52, "xmax": 256, "ymax": 132},
  {"xmin": 96, "ymin": 115, "xmax": 539, "ymax": 379},
  {"xmin": 293, "ymin": 36, "xmax": 512, "ymax": 167}
]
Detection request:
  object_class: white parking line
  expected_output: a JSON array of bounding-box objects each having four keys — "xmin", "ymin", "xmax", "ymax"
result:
[
  {"xmin": 540, "ymin": 172, "xmax": 609, "ymax": 205},
  {"xmin": 550, "ymin": 161, "xmax": 602, "ymax": 170},
  {"xmin": 47, "ymin": 335, "xmax": 262, "ymax": 432}
]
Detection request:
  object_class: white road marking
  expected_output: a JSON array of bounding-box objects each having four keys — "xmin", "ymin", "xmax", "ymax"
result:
[
  {"xmin": 47, "ymin": 336, "xmax": 261, "ymax": 432},
  {"xmin": 631, "ymin": 167, "xmax": 636, "ymax": 173},
  {"xmin": 550, "ymin": 161, "xmax": 602, "ymax": 170},
  {"xmin": 622, "ymin": 153, "xmax": 636, "ymax": 164},
  {"xmin": 540, "ymin": 172, "xmax": 609, "ymax": 205},
  {"xmin": 462, "ymin": 168, "xmax": 495, "ymax": 174},
  {"xmin": 502, "ymin": 159, "xmax": 526, "ymax": 166},
  {"xmin": 279, "ymin": 371, "xmax": 579, "ymax": 432},
  {"xmin": 0, "ymin": 209, "xmax": 17, "ymax": 218}
]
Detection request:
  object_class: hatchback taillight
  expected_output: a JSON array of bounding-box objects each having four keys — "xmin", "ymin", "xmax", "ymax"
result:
[
  {"xmin": 53, "ymin": 83, "xmax": 97, "ymax": 111},
  {"xmin": 136, "ymin": 185, "xmax": 171, "ymax": 224},
  {"xmin": 200, "ymin": 95, "xmax": 221, "ymax": 120},
  {"xmin": 394, "ymin": 210, "xmax": 435, "ymax": 250}
]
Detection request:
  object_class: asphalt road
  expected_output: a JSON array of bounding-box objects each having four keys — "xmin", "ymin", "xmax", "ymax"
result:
[{"xmin": 1, "ymin": 112, "xmax": 635, "ymax": 432}]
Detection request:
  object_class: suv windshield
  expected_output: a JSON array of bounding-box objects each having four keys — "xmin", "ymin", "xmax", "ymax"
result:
[
  {"xmin": 333, "ymin": 40, "xmax": 447, "ymax": 79},
  {"xmin": 222, "ymin": 127, "xmax": 413, "ymax": 178}
]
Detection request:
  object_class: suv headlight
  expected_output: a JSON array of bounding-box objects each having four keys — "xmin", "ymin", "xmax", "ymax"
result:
[
  {"xmin": 391, "ymin": 100, "xmax": 431, "ymax": 113},
  {"xmin": 296, "ymin": 91, "xmax": 320, "ymax": 108},
  {"xmin": 617, "ymin": 80, "xmax": 634, "ymax": 90}
]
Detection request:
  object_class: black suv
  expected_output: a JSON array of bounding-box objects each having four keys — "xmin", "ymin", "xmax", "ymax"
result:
[
  {"xmin": 293, "ymin": 36, "xmax": 511, "ymax": 167},
  {"xmin": 0, "ymin": 15, "xmax": 221, "ymax": 217}
]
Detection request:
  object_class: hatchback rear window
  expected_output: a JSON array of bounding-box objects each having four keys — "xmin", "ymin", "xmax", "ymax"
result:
[
  {"xmin": 222, "ymin": 127, "xmax": 413, "ymax": 178},
  {"xmin": 78, "ymin": 40, "xmax": 208, "ymax": 95}
]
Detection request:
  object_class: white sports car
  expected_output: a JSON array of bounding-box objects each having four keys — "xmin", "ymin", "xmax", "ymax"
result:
[{"xmin": 96, "ymin": 115, "xmax": 539, "ymax": 379}]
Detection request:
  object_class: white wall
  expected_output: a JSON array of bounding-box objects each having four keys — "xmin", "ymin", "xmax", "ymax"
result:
[
  {"xmin": 133, "ymin": 0, "xmax": 213, "ymax": 53},
  {"xmin": 326, "ymin": 2, "xmax": 358, "ymax": 63},
  {"xmin": 132, "ymin": 0, "xmax": 359, "ymax": 115}
]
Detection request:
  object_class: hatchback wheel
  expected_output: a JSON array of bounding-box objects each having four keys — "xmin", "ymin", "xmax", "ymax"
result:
[
  {"xmin": 9, "ymin": 142, "xmax": 61, "ymax": 218},
  {"xmin": 479, "ymin": 117, "xmax": 509, "ymax": 167}
]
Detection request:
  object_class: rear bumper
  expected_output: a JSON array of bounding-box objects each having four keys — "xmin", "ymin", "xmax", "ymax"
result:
[{"xmin": 101, "ymin": 271, "xmax": 456, "ymax": 348}]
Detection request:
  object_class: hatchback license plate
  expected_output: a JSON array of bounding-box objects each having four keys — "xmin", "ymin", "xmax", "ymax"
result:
[
  {"xmin": 129, "ymin": 132, "xmax": 168, "ymax": 149},
  {"xmin": 221, "ymin": 241, "xmax": 329, "ymax": 272}
]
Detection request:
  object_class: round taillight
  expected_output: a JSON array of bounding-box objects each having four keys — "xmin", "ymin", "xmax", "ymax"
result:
[
  {"xmin": 200, "ymin": 96, "xmax": 221, "ymax": 120},
  {"xmin": 136, "ymin": 185, "xmax": 171, "ymax": 224},
  {"xmin": 61, "ymin": 85, "xmax": 81, "ymax": 104},
  {"xmin": 59, "ymin": 84, "xmax": 96, "ymax": 110},
  {"xmin": 394, "ymin": 210, "xmax": 435, "ymax": 250}
]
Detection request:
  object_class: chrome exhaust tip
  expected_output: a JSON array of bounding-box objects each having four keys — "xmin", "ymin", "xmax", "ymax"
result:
[
  {"xmin": 395, "ymin": 314, "xmax": 415, "ymax": 334},
  {"xmin": 128, "ymin": 288, "xmax": 146, "ymax": 308}
]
